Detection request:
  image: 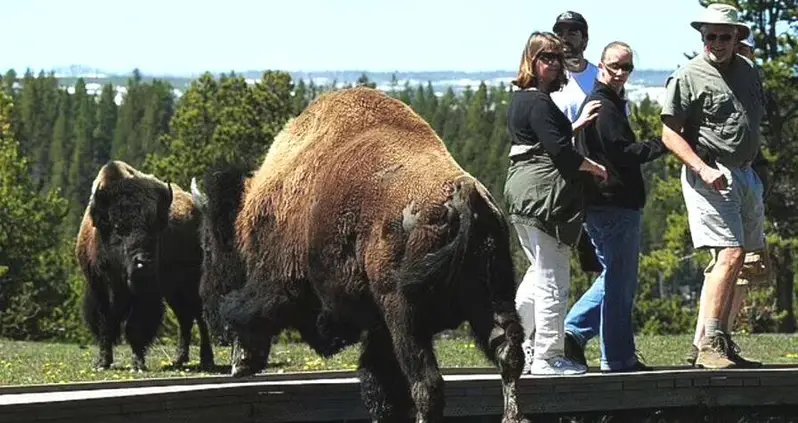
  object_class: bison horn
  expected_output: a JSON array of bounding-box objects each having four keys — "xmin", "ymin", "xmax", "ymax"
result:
[{"xmin": 191, "ymin": 177, "xmax": 208, "ymax": 210}]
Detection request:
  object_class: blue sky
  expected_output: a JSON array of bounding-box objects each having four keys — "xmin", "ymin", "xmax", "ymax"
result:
[{"xmin": 4, "ymin": 0, "xmax": 712, "ymax": 75}]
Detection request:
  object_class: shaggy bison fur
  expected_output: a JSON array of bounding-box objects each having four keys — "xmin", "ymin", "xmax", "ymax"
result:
[
  {"xmin": 190, "ymin": 164, "xmax": 255, "ymax": 360},
  {"xmin": 193, "ymin": 87, "xmax": 527, "ymax": 423},
  {"xmin": 75, "ymin": 161, "xmax": 214, "ymax": 371}
]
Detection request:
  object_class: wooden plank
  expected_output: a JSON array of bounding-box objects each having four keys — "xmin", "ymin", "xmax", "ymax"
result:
[
  {"xmin": 0, "ymin": 366, "xmax": 499, "ymax": 395},
  {"xmin": 2, "ymin": 368, "xmax": 798, "ymax": 422}
]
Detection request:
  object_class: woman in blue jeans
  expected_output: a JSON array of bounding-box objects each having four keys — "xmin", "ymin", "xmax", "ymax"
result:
[{"xmin": 563, "ymin": 41, "xmax": 667, "ymax": 372}]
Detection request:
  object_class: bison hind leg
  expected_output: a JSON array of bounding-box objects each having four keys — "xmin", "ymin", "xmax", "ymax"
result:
[
  {"xmin": 358, "ymin": 327, "xmax": 415, "ymax": 423},
  {"xmin": 195, "ymin": 314, "xmax": 215, "ymax": 370},
  {"xmin": 163, "ymin": 290, "xmax": 215, "ymax": 371},
  {"xmin": 378, "ymin": 292, "xmax": 445, "ymax": 423},
  {"xmin": 466, "ymin": 276, "xmax": 528, "ymax": 423}
]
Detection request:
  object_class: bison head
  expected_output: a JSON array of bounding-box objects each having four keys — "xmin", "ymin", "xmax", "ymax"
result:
[{"xmin": 89, "ymin": 177, "xmax": 173, "ymax": 294}]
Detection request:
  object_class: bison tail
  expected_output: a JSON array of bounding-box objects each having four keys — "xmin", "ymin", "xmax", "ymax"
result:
[{"xmin": 397, "ymin": 178, "xmax": 476, "ymax": 296}]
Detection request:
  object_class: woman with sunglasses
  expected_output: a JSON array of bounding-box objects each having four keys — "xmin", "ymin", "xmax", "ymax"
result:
[
  {"xmin": 562, "ymin": 41, "xmax": 667, "ymax": 373},
  {"xmin": 504, "ymin": 31, "xmax": 607, "ymax": 376}
]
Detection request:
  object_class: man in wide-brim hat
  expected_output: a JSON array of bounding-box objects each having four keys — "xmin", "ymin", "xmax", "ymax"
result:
[
  {"xmin": 691, "ymin": 3, "xmax": 751, "ymax": 40},
  {"xmin": 659, "ymin": 2, "xmax": 768, "ymax": 370}
]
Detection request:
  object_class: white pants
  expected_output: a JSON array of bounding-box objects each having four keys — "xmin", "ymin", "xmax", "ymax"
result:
[{"xmin": 513, "ymin": 223, "xmax": 572, "ymax": 360}]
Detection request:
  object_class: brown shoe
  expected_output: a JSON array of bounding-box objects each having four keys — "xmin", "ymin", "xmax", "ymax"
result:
[
  {"xmin": 695, "ymin": 332, "xmax": 737, "ymax": 369},
  {"xmin": 723, "ymin": 333, "xmax": 762, "ymax": 368}
]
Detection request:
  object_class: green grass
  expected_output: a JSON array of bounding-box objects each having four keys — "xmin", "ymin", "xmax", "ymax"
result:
[{"xmin": 2, "ymin": 334, "xmax": 798, "ymax": 386}]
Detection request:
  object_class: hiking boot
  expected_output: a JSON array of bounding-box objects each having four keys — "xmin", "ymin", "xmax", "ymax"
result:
[
  {"xmin": 695, "ymin": 331, "xmax": 737, "ymax": 369},
  {"xmin": 723, "ymin": 333, "xmax": 762, "ymax": 368},
  {"xmin": 685, "ymin": 344, "xmax": 698, "ymax": 367},
  {"xmin": 564, "ymin": 332, "xmax": 587, "ymax": 367}
]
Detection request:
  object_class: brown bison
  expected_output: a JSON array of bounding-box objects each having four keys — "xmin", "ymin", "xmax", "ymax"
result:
[
  {"xmin": 192, "ymin": 87, "xmax": 527, "ymax": 423},
  {"xmin": 76, "ymin": 161, "xmax": 214, "ymax": 371}
]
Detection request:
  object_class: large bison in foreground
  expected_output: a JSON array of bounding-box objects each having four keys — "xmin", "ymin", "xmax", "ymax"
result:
[
  {"xmin": 75, "ymin": 161, "xmax": 214, "ymax": 371},
  {"xmin": 192, "ymin": 87, "xmax": 527, "ymax": 423}
]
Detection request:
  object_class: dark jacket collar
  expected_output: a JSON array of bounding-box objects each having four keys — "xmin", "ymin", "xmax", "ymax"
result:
[{"xmin": 592, "ymin": 79, "xmax": 627, "ymax": 109}]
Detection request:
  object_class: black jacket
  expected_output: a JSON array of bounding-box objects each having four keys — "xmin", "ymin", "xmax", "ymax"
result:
[
  {"xmin": 577, "ymin": 80, "xmax": 667, "ymax": 210},
  {"xmin": 504, "ymin": 89, "xmax": 591, "ymax": 247}
]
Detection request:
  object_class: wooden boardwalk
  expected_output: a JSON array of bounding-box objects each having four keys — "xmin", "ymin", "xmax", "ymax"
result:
[{"xmin": 3, "ymin": 366, "xmax": 798, "ymax": 422}]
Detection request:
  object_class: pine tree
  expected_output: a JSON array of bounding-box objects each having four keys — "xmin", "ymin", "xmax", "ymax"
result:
[
  {"xmin": 67, "ymin": 78, "xmax": 97, "ymax": 230},
  {"xmin": 93, "ymin": 84, "xmax": 117, "ymax": 167},
  {"xmin": 0, "ymin": 88, "xmax": 72, "ymax": 340},
  {"xmin": 47, "ymin": 91, "xmax": 72, "ymax": 194}
]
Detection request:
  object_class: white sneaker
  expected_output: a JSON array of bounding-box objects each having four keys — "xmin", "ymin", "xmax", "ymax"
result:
[{"xmin": 530, "ymin": 356, "xmax": 588, "ymax": 376}]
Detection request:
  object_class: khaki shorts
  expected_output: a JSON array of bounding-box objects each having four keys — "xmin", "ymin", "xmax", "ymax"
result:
[{"xmin": 681, "ymin": 163, "xmax": 765, "ymax": 252}]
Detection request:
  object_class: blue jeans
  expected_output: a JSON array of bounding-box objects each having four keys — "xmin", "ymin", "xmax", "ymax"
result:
[{"xmin": 565, "ymin": 205, "xmax": 642, "ymax": 371}]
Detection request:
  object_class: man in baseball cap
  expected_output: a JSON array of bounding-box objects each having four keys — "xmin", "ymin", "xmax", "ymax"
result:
[
  {"xmin": 543, "ymin": 10, "xmax": 602, "ymax": 369},
  {"xmin": 548, "ymin": 11, "xmax": 599, "ymax": 124},
  {"xmin": 553, "ymin": 11, "xmax": 588, "ymax": 35}
]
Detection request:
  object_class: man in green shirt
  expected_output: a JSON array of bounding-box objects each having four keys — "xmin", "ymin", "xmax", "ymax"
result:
[{"xmin": 660, "ymin": 3, "xmax": 767, "ymax": 369}]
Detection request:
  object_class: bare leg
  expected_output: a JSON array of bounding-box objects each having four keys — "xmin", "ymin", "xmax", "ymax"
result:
[
  {"xmin": 695, "ymin": 246, "xmax": 744, "ymax": 368},
  {"xmin": 725, "ymin": 285, "xmax": 747, "ymax": 332}
]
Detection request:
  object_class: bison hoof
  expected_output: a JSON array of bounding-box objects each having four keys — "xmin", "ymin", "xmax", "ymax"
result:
[
  {"xmin": 170, "ymin": 357, "xmax": 189, "ymax": 369},
  {"xmin": 200, "ymin": 358, "xmax": 215, "ymax": 371},
  {"xmin": 231, "ymin": 361, "xmax": 259, "ymax": 377},
  {"xmin": 132, "ymin": 359, "xmax": 148, "ymax": 372},
  {"xmin": 93, "ymin": 356, "xmax": 112, "ymax": 371}
]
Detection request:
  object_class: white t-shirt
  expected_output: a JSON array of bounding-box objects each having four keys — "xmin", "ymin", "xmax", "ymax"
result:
[{"xmin": 550, "ymin": 62, "xmax": 599, "ymax": 123}]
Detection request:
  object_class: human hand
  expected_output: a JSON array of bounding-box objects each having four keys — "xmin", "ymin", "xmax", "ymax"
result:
[
  {"xmin": 579, "ymin": 158, "xmax": 608, "ymax": 182},
  {"xmin": 698, "ymin": 165, "xmax": 727, "ymax": 191},
  {"xmin": 575, "ymin": 100, "xmax": 601, "ymax": 130}
]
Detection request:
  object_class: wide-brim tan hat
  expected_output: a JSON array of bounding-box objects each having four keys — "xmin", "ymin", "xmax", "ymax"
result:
[{"xmin": 690, "ymin": 3, "xmax": 751, "ymax": 40}]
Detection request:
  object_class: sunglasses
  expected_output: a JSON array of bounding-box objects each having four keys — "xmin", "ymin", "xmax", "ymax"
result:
[
  {"xmin": 605, "ymin": 62, "xmax": 635, "ymax": 73},
  {"xmin": 537, "ymin": 52, "xmax": 563, "ymax": 64},
  {"xmin": 705, "ymin": 33, "xmax": 734, "ymax": 42}
]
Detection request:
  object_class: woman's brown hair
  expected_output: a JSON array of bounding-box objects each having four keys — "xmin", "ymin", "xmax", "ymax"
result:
[{"xmin": 511, "ymin": 31, "xmax": 568, "ymax": 92}]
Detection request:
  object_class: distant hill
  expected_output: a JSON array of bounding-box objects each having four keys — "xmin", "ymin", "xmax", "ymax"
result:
[{"xmin": 9, "ymin": 66, "xmax": 674, "ymax": 106}]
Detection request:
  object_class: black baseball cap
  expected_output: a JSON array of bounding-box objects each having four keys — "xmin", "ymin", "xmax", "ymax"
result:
[{"xmin": 553, "ymin": 11, "xmax": 588, "ymax": 35}]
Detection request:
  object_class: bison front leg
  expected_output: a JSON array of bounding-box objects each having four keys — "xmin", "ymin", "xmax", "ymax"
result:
[
  {"xmin": 469, "ymin": 303, "xmax": 528, "ymax": 423},
  {"xmin": 220, "ymin": 285, "xmax": 278, "ymax": 377},
  {"xmin": 124, "ymin": 296, "xmax": 165, "ymax": 372},
  {"xmin": 82, "ymin": 279, "xmax": 122, "ymax": 370},
  {"xmin": 358, "ymin": 327, "xmax": 415, "ymax": 423},
  {"xmin": 381, "ymin": 293, "xmax": 444, "ymax": 423},
  {"xmin": 230, "ymin": 333, "xmax": 272, "ymax": 377}
]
